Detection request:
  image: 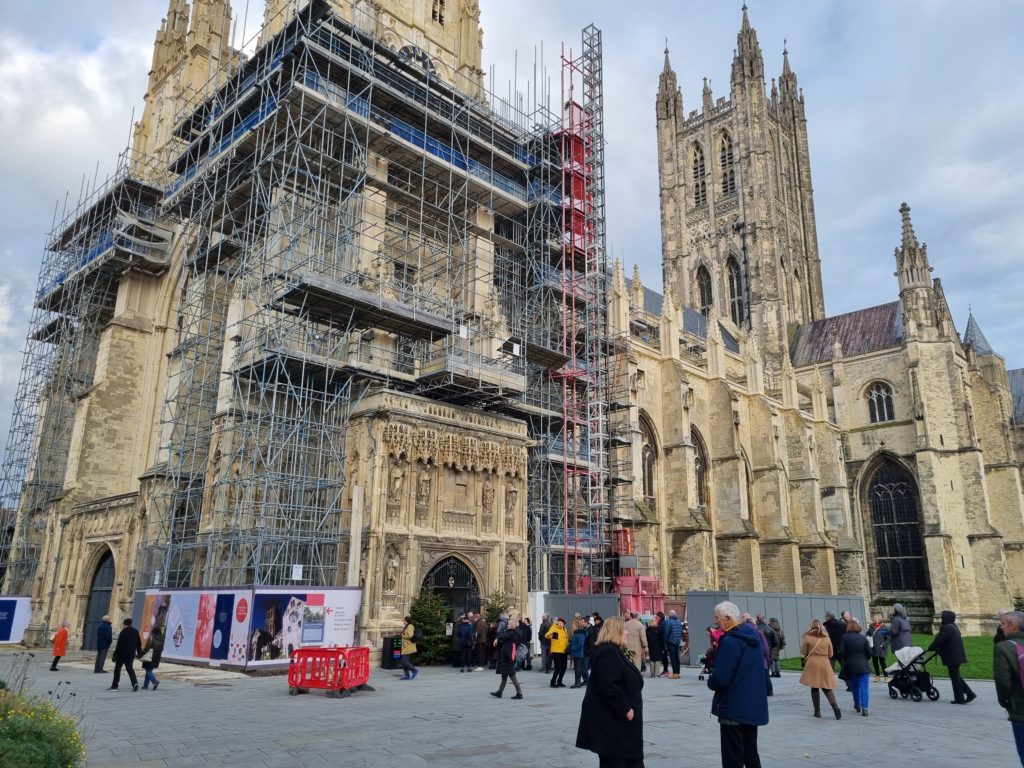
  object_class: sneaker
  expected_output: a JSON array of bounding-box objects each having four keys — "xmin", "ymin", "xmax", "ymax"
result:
[
  {"xmin": 511, "ymin": 693, "xmax": 523, "ymax": 700},
  {"xmin": 132, "ymin": 684, "xmax": 139, "ymax": 692},
  {"xmin": 410, "ymin": 670, "xmax": 418, "ymax": 680},
  {"xmin": 460, "ymin": 668, "xmax": 466, "ymax": 673},
  {"xmin": 107, "ymin": 687, "xmax": 118, "ymax": 691},
  {"xmin": 861, "ymin": 709, "xmax": 869, "ymax": 717},
  {"xmin": 965, "ymin": 692, "xmax": 977, "ymax": 704},
  {"xmin": 152, "ymin": 681, "xmax": 159, "ymax": 691},
  {"xmin": 398, "ymin": 675, "xmax": 411, "ymax": 681},
  {"xmin": 473, "ymin": 667, "xmax": 485, "ymax": 672},
  {"xmin": 490, "ymin": 691, "xmax": 502, "ymax": 698},
  {"xmin": 873, "ymin": 676, "xmax": 881, "ymax": 682}
]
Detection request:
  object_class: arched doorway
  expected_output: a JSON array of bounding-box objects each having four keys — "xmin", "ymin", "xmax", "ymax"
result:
[
  {"xmin": 866, "ymin": 460, "xmax": 929, "ymax": 593},
  {"xmin": 82, "ymin": 550, "xmax": 114, "ymax": 650},
  {"xmin": 422, "ymin": 556, "xmax": 480, "ymax": 622}
]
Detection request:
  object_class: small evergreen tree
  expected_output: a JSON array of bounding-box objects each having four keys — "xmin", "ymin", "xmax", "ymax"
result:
[
  {"xmin": 482, "ymin": 590, "xmax": 513, "ymax": 623},
  {"xmin": 408, "ymin": 588, "xmax": 449, "ymax": 665}
]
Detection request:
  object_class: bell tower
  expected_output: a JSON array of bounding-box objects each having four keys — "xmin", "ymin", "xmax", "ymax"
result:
[{"xmin": 656, "ymin": 5, "xmax": 825, "ymax": 363}]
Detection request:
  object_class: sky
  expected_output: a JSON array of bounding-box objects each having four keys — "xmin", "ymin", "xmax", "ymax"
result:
[{"xmin": 1, "ymin": 0, "xmax": 1023, "ymax": 466}]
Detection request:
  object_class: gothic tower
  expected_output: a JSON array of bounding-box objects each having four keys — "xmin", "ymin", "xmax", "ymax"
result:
[{"xmin": 656, "ymin": 6, "xmax": 825, "ymax": 363}]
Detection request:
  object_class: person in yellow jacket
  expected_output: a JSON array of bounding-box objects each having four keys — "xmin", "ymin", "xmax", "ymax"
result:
[
  {"xmin": 399, "ymin": 616, "xmax": 419, "ymax": 680},
  {"xmin": 546, "ymin": 617, "xmax": 570, "ymax": 688}
]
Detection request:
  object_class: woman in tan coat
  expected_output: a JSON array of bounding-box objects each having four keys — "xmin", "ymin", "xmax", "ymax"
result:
[{"xmin": 799, "ymin": 619, "xmax": 841, "ymax": 719}]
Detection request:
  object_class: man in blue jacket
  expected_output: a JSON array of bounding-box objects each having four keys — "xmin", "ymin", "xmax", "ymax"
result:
[
  {"xmin": 707, "ymin": 601, "xmax": 769, "ymax": 768},
  {"xmin": 662, "ymin": 610, "xmax": 683, "ymax": 678}
]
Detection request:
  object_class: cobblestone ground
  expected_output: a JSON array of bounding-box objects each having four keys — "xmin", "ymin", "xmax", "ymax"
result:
[{"xmin": 5, "ymin": 649, "xmax": 1015, "ymax": 767}]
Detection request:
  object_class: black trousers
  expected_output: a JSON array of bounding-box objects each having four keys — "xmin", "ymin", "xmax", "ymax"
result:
[
  {"xmin": 94, "ymin": 647, "xmax": 110, "ymax": 672},
  {"xmin": 112, "ymin": 658, "xmax": 137, "ymax": 689},
  {"xmin": 948, "ymin": 664, "xmax": 974, "ymax": 703},
  {"xmin": 550, "ymin": 653, "xmax": 567, "ymax": 685},
  {"xmin": 872, "ymin": 656, "xmax": 886, "ymax": 677},
  {"xmin": 50, "ymin": 655, "xmax": 62, "ymax": 670},
  {"xmin": 599, "ymin": 758, "xmax": 644, "ymax": 768},
  {"xmin": 720, "ymin": 723, "xmax": 761, "ymax": 768}
]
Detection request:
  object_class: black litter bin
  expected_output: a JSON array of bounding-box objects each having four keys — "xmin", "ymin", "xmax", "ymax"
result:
[{"xmin": 381, "ymin": 636, "xmax": 403, "ymax": 669}]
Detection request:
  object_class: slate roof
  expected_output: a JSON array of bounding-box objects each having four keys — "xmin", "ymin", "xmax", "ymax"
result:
[
  {"xmin": 626, "ymin": 280, "xmax": 740, "ymax": 353},
  {"xmin": 790, "ymin": 302, "xmax": 904, "ymax": 367},
  {"xmin": 1009, "ymin": 369, "xmax": 1024, "ymax": 426},
  {"xmin": 962, "ymin": 313, "xmax": 995, "ymax": 356}
]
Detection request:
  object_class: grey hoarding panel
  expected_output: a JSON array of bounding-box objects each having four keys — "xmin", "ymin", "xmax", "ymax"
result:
[
  {"xmin": 685, "ymin": 591, "xmax": 868, "ymax": 661},
  {"xmin": 544, "ymin": 594, "xmax": 620, "ymax": 623}
]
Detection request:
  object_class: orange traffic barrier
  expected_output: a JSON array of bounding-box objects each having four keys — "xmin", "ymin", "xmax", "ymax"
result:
[{"xmin": 288, "ymin": 646, "xmax": 372, "ymax": 698}]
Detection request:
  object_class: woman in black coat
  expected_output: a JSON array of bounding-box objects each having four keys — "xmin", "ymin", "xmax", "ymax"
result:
[
  {"xmin": 576, "ymin": 616, "xmax": 645, "ymax": 768},
  {"xmin": 837, "ymin": 620, "xmax": 872, "ymax": 716},
  {"xmin": 928, "ymin": 610, "xmax": 975, "ymax": 704},
  {"xmin": 490, "ymin": 617, "xmax": 524, "ymax": 699},
  {"xmin": 645, "ymin": 618, "xmax": 664, "ymax": 679}
]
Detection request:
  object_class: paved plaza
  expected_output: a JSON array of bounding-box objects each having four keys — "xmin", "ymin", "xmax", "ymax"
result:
[{"xmin": 7, "ymin": 649, "xmax": 1015, "ymax": 768}]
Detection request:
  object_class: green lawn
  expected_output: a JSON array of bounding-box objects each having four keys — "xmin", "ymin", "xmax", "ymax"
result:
[{"xmin": 779, "ymin": 633, "xmax": 995, "ymax": 679}]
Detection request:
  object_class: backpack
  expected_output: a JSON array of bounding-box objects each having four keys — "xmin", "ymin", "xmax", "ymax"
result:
[
  {"xmin": 412, "ymin": 625, "xmax": 424, "ymax": 643},
  {"xmin": 1014, "ymin": 641, "xmax": 1024, "ymax": 690}
]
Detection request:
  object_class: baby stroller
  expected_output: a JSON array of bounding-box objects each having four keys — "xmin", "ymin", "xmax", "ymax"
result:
[
  {"xmin": 697, "ymin": 626, "xmax": 724, "ymax": 681},
  {"xmin": 885, "ymin": 646, "xmax": 940, "ymax": 702}
]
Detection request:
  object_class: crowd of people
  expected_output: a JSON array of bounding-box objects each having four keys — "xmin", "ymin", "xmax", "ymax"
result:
[{"xmin": 51, "ymin": 603, "xmax": 1024, "ymax": 767}]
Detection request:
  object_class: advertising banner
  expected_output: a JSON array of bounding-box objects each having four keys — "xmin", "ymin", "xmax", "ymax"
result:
[
  {"xmin": 246, "ymin": 587, "xmax": 362, "ymax": 668},
  {"xmin": 0, "ymin": 596, "xmax": 31, "ymax": 644},
  {"xmin": 139, "ymin": 588, "xmax": 252, "ymax": 666},
  {"xmin": 134, "ymin": 586, "xmax": 361, "ymax": 669}
]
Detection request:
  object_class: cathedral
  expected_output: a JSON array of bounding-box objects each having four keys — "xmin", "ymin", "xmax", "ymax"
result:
[{"xmin": 0, "ymin": 0, "xmax": 1019, "ymax": 654}]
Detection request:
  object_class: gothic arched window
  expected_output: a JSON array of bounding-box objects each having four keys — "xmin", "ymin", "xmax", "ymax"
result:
[
  {"xmin": 867, "ymin": 461, "xmax": 929, "ymax": 592},
  {"xmin": 727, "ymin": 257, "xmax": 744, "ymax": 326},
  {"xmin": 719, "ymin": 132, "xmax": 736, "ymax": 195},
  {"xmin": 696, "ymin": 266, "xmax": 713, "ymax": 317},
  {"xmin": 639, "ymin": 416, "xmax": 658, "ymax": 509},
  {"xmin": 867, "ymin": 382, "xmax": 895, "ymax": 423},
  {"xmin": 692, "ymin": 144, "xmax": 707, "ymax": 207},
  {"xmin": 692, "ymin": 427, "xmax": 709, "ymax": 509}
]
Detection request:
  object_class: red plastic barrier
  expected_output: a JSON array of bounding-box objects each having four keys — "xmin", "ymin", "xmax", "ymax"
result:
[{"xmin": 288, "ymin": 646, "xmax": 371, "ymax": 696}]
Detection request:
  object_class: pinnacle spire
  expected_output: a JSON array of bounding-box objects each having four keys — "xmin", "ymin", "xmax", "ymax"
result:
[
  {"xmin": 733, "ymin": 2, "xmax": 764, "ymax": 84},
  {"xmin": 782, "ymin": 41, "xmax": 792, "ymax": 75},
  {"xmin": 899, "ymin": 202, "xmax": 918, "ymax": 251},
  {"xmin": 742, "ymin": 2, "xmax": 751, "ymax": 32}
]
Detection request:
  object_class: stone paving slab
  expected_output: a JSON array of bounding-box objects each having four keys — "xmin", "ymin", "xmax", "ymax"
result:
[{"xmin": 4, "ymin": 650, "xmax": 1017, "ymax": 767}]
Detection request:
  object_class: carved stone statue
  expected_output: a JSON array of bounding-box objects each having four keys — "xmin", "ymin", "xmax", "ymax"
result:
[
  {"xmin": 384, "ymin": 545, "xmax": 400, "ymax": 593},
  {"xmin": 417, "ymin": 467, "xmax": 431, "ymax": 504},
  {"xmin": 388, "ymin": 466, "xmax": 404, "ymax": 505},
  {"xmin": 482, "ymin": 474, "xmax": 495, "ymax": 514},
  {"xmin": 504, "ymin": 483, "xmax": 518, "ymax": 533},
  {"xmin": 504, "ymin": 549, "xmax": 517, "ymax": 594}
]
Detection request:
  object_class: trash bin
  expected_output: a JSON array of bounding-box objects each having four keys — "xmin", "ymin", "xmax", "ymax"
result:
[{"xmin": 380, "ymin": 636, "xmax": 403, "ymax": 670}]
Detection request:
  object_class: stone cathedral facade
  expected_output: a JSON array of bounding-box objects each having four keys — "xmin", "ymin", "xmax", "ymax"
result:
[
  {"xmin": 2, "ymin": 3, "xmax": 1021, "ymax": 652},
  {"xmin": 639, "ymin": 8, "xmax": 1023, "ymax": 631}
]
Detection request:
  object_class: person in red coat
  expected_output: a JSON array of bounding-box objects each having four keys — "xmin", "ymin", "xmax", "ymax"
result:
[{"xmin": 50, "ymin": 622, "xmax": 70, "ymax": 671}]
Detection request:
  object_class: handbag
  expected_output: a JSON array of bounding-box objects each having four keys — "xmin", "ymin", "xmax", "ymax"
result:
[
  {"xmin": 138, "ymin": 647, "xmax": 153, "ymax": 663},
  {"xmin": 802, "ymin": 637, "xmax": 823, "ymax": 669}
]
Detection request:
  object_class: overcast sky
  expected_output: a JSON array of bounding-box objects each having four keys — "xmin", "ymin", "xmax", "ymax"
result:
[{"xmin": 1, "ymin": 0, "xmax": 1022, "ymax": 466}]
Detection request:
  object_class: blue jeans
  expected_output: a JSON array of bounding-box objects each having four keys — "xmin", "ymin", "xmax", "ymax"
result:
[
  {"xmin": 1012, "ymin": 720, "xmax": 1024, "ymax": 767},
  {"xmin": 849, "ymin": 673, "xmax": 870, "ymax": 710},
  {"xmin": 143, "ymin": 666, "xmax": 158, "ymax": 688}
]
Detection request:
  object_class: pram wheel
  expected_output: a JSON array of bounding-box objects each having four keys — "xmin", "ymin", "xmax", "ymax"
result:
[
  {"xmin": 926, "ymin": 686, "xmax": 940, "ymax": 701},
  {"xmin": 909, "ymin": 687, "xmax": 923, "ymax": 702},
  {"xmin": 889, "ymin": 687, "xmax": 898, "ymax": 699},
  {"xmin": 900, "ymin": 690, "xmax": 908, "ymax": 698}
]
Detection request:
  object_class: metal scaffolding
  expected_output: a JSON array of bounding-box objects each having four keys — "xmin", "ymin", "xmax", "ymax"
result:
[
  {"xmin": 0, "ymin": 151, "xmax": 171, "ymax": 593},
  {"xmin": 140, "ymin": 1, "xmax": 537, "ymax": 589},
  {"xmin": 1, "ymin": 1, "xmax": 614, "ymax": 600}
]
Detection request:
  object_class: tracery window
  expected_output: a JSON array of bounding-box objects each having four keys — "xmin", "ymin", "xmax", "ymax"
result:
[
  {"xmin": 867, "ymin": 382, "xmax": 895, "ymax": 423},
  {"xmin": 868, "ymin": 461, "xmax": 929, "ymax": 592},
  {"xmin": 692, "ymin": 144, "xmax": 707, "ymax": 207},
  {"xmin": 720, "ymin": 132, "xmax": 736, "ymax": 195},
  {"xmin": 692, "ymin": 427, "xmax": 709, "ymax": 509},
  {"xmin": 727, "ymin": 257, "xmax": 744, "ymax": 326},
  {"xmin": 696, "ymin": 266, "xmax": 713, "ymax": 317},
  {"xmin": 640, "ymin": 416, "xmax": 658, "ymax": 509}
]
